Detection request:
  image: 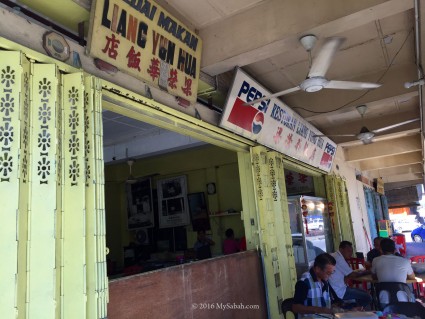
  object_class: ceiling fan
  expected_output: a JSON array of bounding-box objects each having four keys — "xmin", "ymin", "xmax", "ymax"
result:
[
  {"xmin": 313, "ymin": 105, "xmax": 420, "ymax": 144},
  {"xmin": 247, "ymin": 35, "xmax": 381, "ymax": 105}
]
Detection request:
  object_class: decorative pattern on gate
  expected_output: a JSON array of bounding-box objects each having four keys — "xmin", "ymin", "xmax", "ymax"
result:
[
  {"xmin": 36, "ymin": 78, "xmax": 53, "ymax": 184},
  {"xmin": 0, "ymin": 65, "xmax": 16, "ymax": 182},
  {"xmin": 269, "ymin": 158, "xmax": 278, "ymax": 201},
  {"xmin": 253, "ymin": 153, "xmax": 263, "ymax": 200},
  {"xmin": 67, "ymin": 86, "xmax": 81, "ymax": 186}
]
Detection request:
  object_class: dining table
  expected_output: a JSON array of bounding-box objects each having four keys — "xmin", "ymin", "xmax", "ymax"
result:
[{"xmin": 355, "ymin": 272, "xmax": 425, "ymax": 284}]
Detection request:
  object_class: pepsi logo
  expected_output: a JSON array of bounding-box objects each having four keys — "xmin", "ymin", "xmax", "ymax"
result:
[{"xmin": 252, "ymin": 112, "xmax": 264, "ymax": 134}]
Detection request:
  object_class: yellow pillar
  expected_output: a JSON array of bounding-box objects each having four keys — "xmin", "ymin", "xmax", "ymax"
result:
[{"xmin": 252, "ymin": 146, "xmax": 297, "ymax": 318}]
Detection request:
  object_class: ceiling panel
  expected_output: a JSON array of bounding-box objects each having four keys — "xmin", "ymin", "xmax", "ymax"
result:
[
  {"xmin": 167, "ymin": 0, "xmax": 223, "ymax": 28},
  {"xmin": 207, "ymin": 0, "xmax": 264, "ymax": 16}
]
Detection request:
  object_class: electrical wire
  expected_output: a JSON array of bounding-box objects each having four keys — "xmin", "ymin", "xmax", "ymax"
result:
[{"xmin": 292, "ymin": 28, "xmax": 414, "ymax": 114}]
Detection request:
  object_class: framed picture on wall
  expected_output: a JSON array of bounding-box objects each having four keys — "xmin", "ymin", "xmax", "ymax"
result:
[
  {"xmin": 157, "ymin": 175, "xmax": 190, "ymax": 228},
  {"xmin": 126, "ymin": 178, "xmax": 154, "ymax": 230},
  {"xmin": 188, "ymin": 192, "xmax": 211, "ymax": 231}
]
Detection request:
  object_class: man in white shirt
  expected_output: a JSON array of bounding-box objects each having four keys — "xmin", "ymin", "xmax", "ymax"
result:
[
  {"xmin": 371, "ymin": 238, "xmax": 415, "ymax": 306},
  {"xmin": 329, "ymin": 241, "xmax": 372, "ymax": 309},
  {"xmin": 371, "ymin": 238, "xmax": 415, "ymax": 282}
]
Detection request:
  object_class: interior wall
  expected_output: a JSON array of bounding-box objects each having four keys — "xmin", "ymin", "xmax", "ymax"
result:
[
  {"xmin": 332, "ymin": 148, "xmax": 371, "ymax": 254},
  {"xmin": 104, "ymin": 145, "xmax": 245, "ymax": 268}
]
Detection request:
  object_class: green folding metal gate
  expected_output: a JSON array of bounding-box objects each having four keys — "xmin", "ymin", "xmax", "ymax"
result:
[{"xmin": 0, "ymin": 51, "xmax": 107, "ymax": 319}]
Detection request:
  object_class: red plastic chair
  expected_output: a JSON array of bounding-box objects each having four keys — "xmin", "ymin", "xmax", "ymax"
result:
[
  {"xmin": 410, "ymin": 255, "xmax": 425, "ymax": 263},
  {"xmin": 410, "ymin": 255, "xmax": 425, "ymax": 297},
  {"xmin": 347, "ymin": 257, "xmax": 368, "ymax": 291}
]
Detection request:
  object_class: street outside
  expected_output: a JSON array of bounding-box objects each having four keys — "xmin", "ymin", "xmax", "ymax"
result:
[
  {"xmin": 403, "ymin": 229, "xmax": 425, "ymax": 257},
  {"xmin": 306, "ymin": 229, "xmax": 425, "ymax": 258},
  {"xmin": 407, "ymin": 241, "xmax": 425, "ymax": 257}
]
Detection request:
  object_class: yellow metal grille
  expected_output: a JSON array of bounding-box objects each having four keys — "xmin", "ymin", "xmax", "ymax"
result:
[
  {"xmin": 251, "ymin": 146, "xmax": 297, "ymax": 318},
  {"xmin": 0, "ymin": 51, "xmax": 107, "ymax": 319}
]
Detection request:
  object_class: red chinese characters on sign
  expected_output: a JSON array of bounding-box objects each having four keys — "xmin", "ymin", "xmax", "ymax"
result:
[
  {"xmin": 298, "ymin": 173, "xmax": 308, "ymax": 184},
  {"xmin": 273, "ymin": 127, "xmax": 283, "ymax": 144},
  {"xmin": 168, "ymin": 68, "xmax": 178, "ymax": 89},
  {"xmin": 303, "ymin": 142, "xmax": 309, "ymax": 154},
  {"xmin": 182, "ymin": 77, "xmax": 192, "ymax": 96},
  {"xmin": 309, "ymin": 148, "xmax": 316, "ymax": 161},
  {"xmin": 102, "ymin": 34, "xmax": 120, "ymax": 59},
  {"xmin": 126, "ymin": 46, "xmax": 141, "ymax": 71},
  {"xmin": 285, "ymin": 172, "xmax": 294, "ymax": 186},
  {"xmin": 147, "ymin": 58, "xmax": 160, "ymax": 81},
  {"xmin": 295, "ymin": 139, "xmax": 302, "ymax": 151},
  {"xmin": 285, "ymin": 133, "xmax": 293, "ymax": 147}
]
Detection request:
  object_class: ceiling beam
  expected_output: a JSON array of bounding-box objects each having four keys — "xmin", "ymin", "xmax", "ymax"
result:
[
  {"xmin": 359, "ymin": 151, "xmax": 422, "ymax": 171},
  {"xmin": 344, "ymin": 135, "xmax": 421, "ymax": 162},
  {"xmin": 368, "ymin": 163, "xmax": 423, "ymax": 179},
  {"xmin": 384, "ymin": 179, "xmax": 423, "ymax": 191},
  {"xmin": 200, "ymin": 0, "xmax": 413, "ymax": 75},
  {"xmin": 382, "ymin": 172, "xmax": 423, "ymax": 183},
  {"xmin": 305, "ymin": 91, "xmax": 418, "ymax": 122}
]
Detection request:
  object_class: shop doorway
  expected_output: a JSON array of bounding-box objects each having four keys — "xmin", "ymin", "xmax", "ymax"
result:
[{"xmin": 102, "ymin": 110, "xmax": 247, "ymax": 277}]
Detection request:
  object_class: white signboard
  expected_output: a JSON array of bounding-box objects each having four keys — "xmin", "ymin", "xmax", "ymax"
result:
[{"xmin": 220, "ymin": 69, "xmax": 337, "ymax": 172}]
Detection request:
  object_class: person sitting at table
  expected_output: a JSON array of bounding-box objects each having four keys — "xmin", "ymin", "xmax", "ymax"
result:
[
  {"xmin": 366, "ymin": 237, "xmax": 382, "ymax": 268},
  {"xmin": 371, "ymin": 238, "xmax": 416, "ymax": 306},
  {"xmin": 293, "ymin": 253, "xmax": 339, "ymax": 316},
  {"xmin": 371, "ymin": 238, "xmax": 415, "ymax": 283},
  {"xmin": 194, "ymin": 230, "xmax": 215, "ymax": 260},
  {"xmin": 329, "ymin": 241, "xmax": 373, "ymax": 309},
  {"xmin": 223, "ymin": 228, "xmax": 240, "ymax": 255}
]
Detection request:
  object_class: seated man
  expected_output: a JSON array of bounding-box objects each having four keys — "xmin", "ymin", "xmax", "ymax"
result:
[
  {"xmin": 371, "ymin": 238, "xmax": 415, "ymax": 283},
  {"xmin": 293, "ymin": 253, "xmax": 336, "ymax": 316},
  {"xmin": 193, "ymin": 230, "xmax": 215, "ymax": 260},
  {"xmin": 371, "ymin": 238, "xmax": 415, "ymax": 306},
  {"xmin": 366, "ymin": 237, "xmax": 382, "ymax": 268},
  {"xmin": 329, "ymin": 241, "xmax": 372, "ymax": 309}
]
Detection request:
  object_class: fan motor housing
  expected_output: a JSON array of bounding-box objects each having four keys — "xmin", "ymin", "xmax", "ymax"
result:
[{"xmin": 300, "ymin": 77, "xmax": 329, "ymax": 92}]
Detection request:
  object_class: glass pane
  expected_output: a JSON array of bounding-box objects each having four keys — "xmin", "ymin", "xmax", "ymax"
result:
[{"xmin": 288, "ymin": 196, "xmax": 333, "ymax": 278}]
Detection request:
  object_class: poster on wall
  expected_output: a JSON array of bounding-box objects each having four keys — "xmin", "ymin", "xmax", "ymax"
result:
[
  {"xmin": 126, "ymin": 178, "xmax": 154, "ymax": 230},
  {"xmin": 157, "ymin": 175, "xmax": 190, "ymax": 228},
  {"xmin": 87, "ymin": 0, "xmax": 202, "ymax": 103},
  {"xmin": 219, "ymin": 68, "xmax": 337, "ymax": 172}
]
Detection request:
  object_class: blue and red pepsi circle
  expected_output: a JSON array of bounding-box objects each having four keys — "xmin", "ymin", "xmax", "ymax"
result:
[{"xmin": 252, "ymin": 112, "xmax": 264, "ymax": 134}]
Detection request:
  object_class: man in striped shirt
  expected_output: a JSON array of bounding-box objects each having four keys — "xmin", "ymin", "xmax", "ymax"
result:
[{"xmin": 293, "ymin": 253, "xmax": 337, "ymax": 316}]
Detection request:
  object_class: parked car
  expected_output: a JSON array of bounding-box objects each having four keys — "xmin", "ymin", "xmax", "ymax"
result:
[
  {"xmin": 307, "ymin": 217, "xmax": 324, "ymax": 231},
  {"xmin": 393, "ymin": 219, "xmax": 421, "ymax": 233},
  {"xmin": 411, "ymin": 225, "xmax": 425, "ymax": 242}
]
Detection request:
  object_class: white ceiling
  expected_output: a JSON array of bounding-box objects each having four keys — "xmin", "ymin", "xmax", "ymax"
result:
[{"xmin": 15, "ymin": 0, "xmax": 425, "ymax": 190}]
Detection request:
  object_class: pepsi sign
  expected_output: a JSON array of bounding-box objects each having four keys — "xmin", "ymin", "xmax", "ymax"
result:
[{"xmin": 219, "ymin": 68, "xmax": 337, "ymax": 173}]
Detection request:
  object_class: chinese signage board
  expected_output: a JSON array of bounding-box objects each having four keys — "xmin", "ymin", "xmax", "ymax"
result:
[
  {"xmin": 87, "ymin": 0, "xmax": 202, "ymax": 102},
  {"xmin": 220, "ymin": 69, "xmax": 337, "ymax": 172}
]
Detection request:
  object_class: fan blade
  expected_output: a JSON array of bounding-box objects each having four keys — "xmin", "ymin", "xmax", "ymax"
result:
[
  {"xmin": 326, "ymin": 80, "xmax": 381, "ymax": 90},
  {"xmin": 308, "ymin": 37, "xmax": 345, "ymax": 78},
  {"xmin": 372, "ymin": 118, "xmax": 420, "ymax": 133},
  {"xmin": 314, "ymin": 134, "xmax": 357, "ymax": 137},
  {"xmin": 243, "ymin": 86, "xmax": 300, "ymax": 105}
]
